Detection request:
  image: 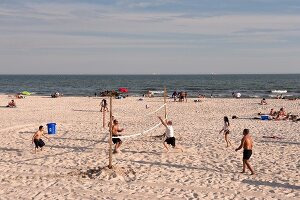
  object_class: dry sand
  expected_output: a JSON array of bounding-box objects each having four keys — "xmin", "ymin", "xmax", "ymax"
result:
[{"xmin": 0, "ymin": 95, "xmax": 299, "ymax": 199}]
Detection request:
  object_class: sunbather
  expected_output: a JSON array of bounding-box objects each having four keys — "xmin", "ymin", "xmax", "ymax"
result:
[{"xmin": 6, "ymin": 100, "xmax": 16, "ymax": 108}]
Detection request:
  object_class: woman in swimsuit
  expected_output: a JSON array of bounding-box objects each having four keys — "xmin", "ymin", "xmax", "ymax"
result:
[{"xmin": 219, "ymin": 116, "xmax": 232, "ymax": 147}]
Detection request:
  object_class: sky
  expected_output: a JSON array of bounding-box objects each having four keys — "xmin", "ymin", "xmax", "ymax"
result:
[{"xmin": 0, "ymin": 0, "xmax": 300, "ymax": 74}]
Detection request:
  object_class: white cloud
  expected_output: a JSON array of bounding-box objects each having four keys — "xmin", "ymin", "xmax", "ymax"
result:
[{"xmin": 0, "ymin": 1, "xmax": 299, "ymax": 73}]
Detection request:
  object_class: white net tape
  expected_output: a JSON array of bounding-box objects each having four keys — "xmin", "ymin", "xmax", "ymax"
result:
[
  {"xmin": 111, "ymin": 103, "xmax": 166, "ymax": 139},
  {"xmin": 146, "ymin": 103, "xmax": 166, "ymax": 116},
  {"xmin": 112, "ymin": 122, "xmax": 162, "ymax": 139}
]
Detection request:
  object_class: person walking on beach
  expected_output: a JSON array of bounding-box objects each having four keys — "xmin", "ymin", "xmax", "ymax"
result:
[
  {"xmin": 219, "ymin": 116, "xmax": 232, "ymax": 147},
  {"xmin": 184, "ymin": 91, "xmax": 188, "ymax": 102},
  {"xmin": 235, "ymin": 129, "xmax": 255, "ymax": 175},
  {"xmin": 112, "ymin": 119, "xmax": 124, "ymax": 153},
  {"xmin": 100, "ymin": 99, "xmax": 108, "ymax": 112},
  {"xmin": 158, "ymin": 116, "xmax": 183, "ymax": 153},
  {"xmin": 172, "ymin": 91, "xmax": 177, "ymax": 102},
  {"xmin": 32, "ymin": 126, "xmax": 50, "ymax": 154}
]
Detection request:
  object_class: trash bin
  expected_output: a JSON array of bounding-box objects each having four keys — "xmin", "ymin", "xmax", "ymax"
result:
[{"xmin": 47, "ymin": 123, "xmax": 57, "ymax": 134}]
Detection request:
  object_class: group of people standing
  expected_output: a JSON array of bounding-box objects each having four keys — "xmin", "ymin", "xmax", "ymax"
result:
[{"xmin": 172, "ymin": 91, "xmax": 187, "ymax": 102}]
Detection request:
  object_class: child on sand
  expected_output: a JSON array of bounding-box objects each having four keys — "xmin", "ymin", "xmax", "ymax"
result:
[
  {"xmin": 235, "ymin": 129, "xmax": 255, "ymax": 175},
  {"xmin": 32, "ymin": 126, "xmax": 50, "ymax": 154},
  {"xmin": 219, "ymin": 116, "xmax": 232, "ymax": 147},
  {"xmin": 158, "ymin": 116, "xmax": 183, "ymax": 152}
]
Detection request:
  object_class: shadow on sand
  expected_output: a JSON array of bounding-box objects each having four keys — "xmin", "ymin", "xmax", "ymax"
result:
[
  {"xmin": 261, "ymin": 140, "xmax": 300, "ymax": 145},
  {"xmin": 242, "ymin": 179, "xmax": 300, "ymax": 190},
  {"xmin": 73, "ymin": 109, "xmax": 100, "ymax": 113},
  {"xmin": 0, "ymin": 147, "xmax": 22, "ymax": 153},
  {"xmin": 118, "ymin": 158, "xmax": 222, "ymax": 173}
]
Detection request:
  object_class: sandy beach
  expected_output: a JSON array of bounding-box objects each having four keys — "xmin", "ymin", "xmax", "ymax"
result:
[{"xmin": 0, "ymin": 95, "xmax": 299, "ymax": 199}]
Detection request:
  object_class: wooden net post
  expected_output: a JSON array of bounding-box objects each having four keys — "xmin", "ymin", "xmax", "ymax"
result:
[
  {"xmin": 164, "ymin": 86, "xmax": 167, "ymax": 120},
  {"xmin": 108, "ymin": 96, "xmax": 113, "ymax": 169},
  {"xmin": 103, "ymin": 109, "xmax": 105, "ymax": 128}
]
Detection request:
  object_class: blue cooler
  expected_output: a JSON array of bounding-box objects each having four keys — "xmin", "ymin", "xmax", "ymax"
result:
[
  {"xmin": 47, "ymin": 123, "xmax": 57, "ymax": 134},
  {"xmin": 261, "ymin": 115, "xmax": 269, "ymax": 120}
]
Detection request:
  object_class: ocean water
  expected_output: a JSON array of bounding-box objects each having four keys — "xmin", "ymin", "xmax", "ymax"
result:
[{"xmin": 0, "ymin": 74, "xmax": 299, "ymax": 98}]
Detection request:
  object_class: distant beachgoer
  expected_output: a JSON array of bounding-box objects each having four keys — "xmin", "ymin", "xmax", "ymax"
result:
[
  {"xmin": 184, "ymin": 92, "xmax": 188, "ymax": 102},
  {"xmin": 94, "ymin": 92, "xmax": 97, "ymax": 97},
  {"xmin": 276, "ymin": 107, "xmax": 289, "ymax": 120},
  {"xmin": 16, "ymin": 94, "xmax": 24, "ymax": 99},
  {"xmin": 260, "ymin": 98, "xmax": 267, "ymax": 105},
  {"xmin": 147, "ymin": 91, "xmax": 153, "ymax": 98},
  {"xmin": 158, "ymin": 116, "xmax": 183, "ymax": 152},
  {"xmin": 100, "ymin": 99, "xmax": 108, "ymax": 112},
  {"xmin": 269, "ymin": 108, "xmax": 276, "ymax": 116},
  {"xmin": 179, "ymin": 92, "xmax": 184, "ymax": 102},
  {"xmin": 7, "ymin": 100, "xmax": 16, "ymax": 108},
  {"xmin": 219, "ymin": 116, "xmax": 232, "ymax": 147},
  {"xmin": 172, "ymin": 91, "xmax": 177, "ymax": 102},
  {"xmin": 112, "ymin": 119, "xmax": 124, "ymax": 153},
  {"xmin": 32, "ymin": 126, "xmax": 50, "ymax": 154},
  {"xmin": 236, "ymin": 93, "xmax": 241, "ymax": 98},
  {"xmin": 235, "ymin": 129, "xmax": 255, "ymax": 175},
  {"xmin": 232, "ymin": 92, "xmax": 235, "ymax": 98}
]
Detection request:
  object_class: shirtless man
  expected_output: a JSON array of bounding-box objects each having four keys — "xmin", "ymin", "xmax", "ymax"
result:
[
  {"xmin": 158, "ymin": 116, "xmax": 183, "ymax": 153},
  {"xmin": 235, "ymin": 129, "xmax": 255, "ymax": 175},
  {"xmin": 32, "ymin": 126, "xmax": 50, "ymax": 154},
  {"xmin": 112, "ymin": 119, "xmax": 124, "ymax": 153}
]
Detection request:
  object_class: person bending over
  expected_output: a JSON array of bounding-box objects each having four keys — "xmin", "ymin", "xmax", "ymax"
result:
[{"xmin": 32, "ymin": 126, "xmax": 50, "ymax": 154}]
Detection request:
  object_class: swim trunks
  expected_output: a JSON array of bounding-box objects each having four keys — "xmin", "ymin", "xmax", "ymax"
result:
[
  {"xmin": 34, "ymin": 139, "xmax": 45, "ymax": 149},
  {"xmin": 165, "ymin": 137, "xmax": 176, "ymax": 147},
  {"xmin": 112, "ymin": 137, "xmax": 121, "ymax": 144},
  {"xmin": 243, "ymin": 149, "xmax": 252, "ymax": 160}
]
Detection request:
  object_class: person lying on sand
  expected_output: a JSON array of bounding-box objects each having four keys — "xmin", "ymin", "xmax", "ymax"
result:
[
  {"xmin": 235, "ymin": 129, "xmax": 255, "ymax": 175},
  {"xmin": 158, "ymin": 116, "xmax": 183, "ymax": 153},
  {"xmin": 112, "ymin": 119, "xmax": 124, "ymax": 153},
  {"xmin": 32, "ymin": 126, "xmax": 50, "ymax": 154},
  {"xmin": 6, "ymin": 100, "xmax": 16, "ymax": 108}
]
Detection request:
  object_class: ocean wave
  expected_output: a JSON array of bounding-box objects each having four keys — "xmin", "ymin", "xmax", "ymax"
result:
[{"xmin": 271, "ymin": 90, "xmax": 287, "ymax": 94}]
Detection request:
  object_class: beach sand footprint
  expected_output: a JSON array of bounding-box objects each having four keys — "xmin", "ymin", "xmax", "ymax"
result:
[{"xmin": 69, "ymin": 165, "xmax": 137, "ymax": 182}]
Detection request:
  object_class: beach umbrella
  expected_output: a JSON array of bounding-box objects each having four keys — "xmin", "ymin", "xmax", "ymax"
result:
[
  {"xmin": 118, "ymin": 88, "xmax": 128, "ymax": 93},
  {"xmin": 21, "ymin": 91, "xmax": 31, "ymax": 96}
]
